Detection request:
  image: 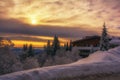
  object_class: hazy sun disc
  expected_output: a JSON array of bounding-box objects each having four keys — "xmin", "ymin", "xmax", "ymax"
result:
[{"xmin": 31, "ymin": 19, "xmax": 37, "ymax": 25}]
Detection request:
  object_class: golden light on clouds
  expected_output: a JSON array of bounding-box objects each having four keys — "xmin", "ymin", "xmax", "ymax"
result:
[
  {"xmin": 1, "ymin": 0, "xmax": 120, "ymax": 28},
  {"xmin": 34, "ymin": 36, "xmax": 68, "ymax": 42},
  {"xmin": 10, "ymin": 35, "xmax": 68, "ymax": 47},
  {"xmin": 12, "ymin": 40, "xmax": 46, "ymax": 48},
  {"xmin": 12, "ymin": 39, "xmax": 65, "ymax": 48}
]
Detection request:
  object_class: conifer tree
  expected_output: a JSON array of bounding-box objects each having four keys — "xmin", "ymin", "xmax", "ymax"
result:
[
  {"xmin": 65, "ymin": 42, "xmax": 69, "ymax": 51},
  {"xmin": 25, "ymin": 44, "xmax": 28, "ymax": 51},
  {"xmin": 52, "ymin": 35, "xmax": 60, "ymax": 56},
  {"xmin": 23, "ymin": 44, "xmax": 26, "ymax": 51},
  {"xmin": 23, "ymin": 44, "xmax": 28, "ymax": 51},
  {"xmin": 44, "ymin": 45, "xmax": 47, "ymax": 51},
  {"xmin": 69, "ymin": 40, "xmax": 73, "ymax": 51},
  {"xmin": 20, "ymin": 44, "xmax": 28, "ymax": 61},
  {"xmin": 46, "ymin": 40, "xmax": 51, "ymax": 55},
  {"xmin": 28, "ymin": 44, "xmax": 34, "ymax": 57},
  {"xmin": 100, "ymin": 23, "xmax": 109, "ymax": 51}
]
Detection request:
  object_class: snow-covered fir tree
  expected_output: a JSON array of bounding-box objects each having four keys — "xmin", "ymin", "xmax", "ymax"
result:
[{"xmin": 100, "ymin": 23, "xmax": 109, "ymax": 51}]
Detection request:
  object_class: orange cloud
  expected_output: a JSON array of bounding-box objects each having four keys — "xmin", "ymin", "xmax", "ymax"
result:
[
  {"xmin": 12, "ymin": 40, "xmax": 65, "ymax": 48},
  {"xmin": 12, "ymin": 40, "xmax": 46, "ymax": 48}
]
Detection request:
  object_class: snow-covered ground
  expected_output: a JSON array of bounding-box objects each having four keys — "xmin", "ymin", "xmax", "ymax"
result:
[{"xmin": 0, "ymin": 46, "xmax": 120, "ymax": 80}]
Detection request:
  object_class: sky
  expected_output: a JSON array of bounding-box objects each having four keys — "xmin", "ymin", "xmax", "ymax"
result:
[{"xmin": 0, "ymin": 0, "xmax": 120, "ymax": 47}]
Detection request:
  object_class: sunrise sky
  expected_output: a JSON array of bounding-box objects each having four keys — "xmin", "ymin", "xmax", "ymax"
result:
[{"xmin": 0, "ymin": 0, "xmax": 120, "ymax": 47}]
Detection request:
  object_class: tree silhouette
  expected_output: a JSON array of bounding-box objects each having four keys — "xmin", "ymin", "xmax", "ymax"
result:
[
  {"xmin": 28, "ymin": 44, "xmax": 34, "ymax": 57},
  {"xmin": 69, "ymin": 40, "xmax": 73, "ymax": 51},
  {"xmin": 100, "ymin": 23, "xmax": 109, "ymax": 51},
  {"xmin": 23, "ymin": 44, "xmax": 28, "ymax": 51},
  {"xmin": 52, "ymin": 35, "xmax": 60, "ymax": 56},
  {"xmin": 65, "ymin": 42, "xmax": 69, "ymax": 51},
  {"xmin": 46, "ymin": 40, "xmax": 52, "ymax": 55}
]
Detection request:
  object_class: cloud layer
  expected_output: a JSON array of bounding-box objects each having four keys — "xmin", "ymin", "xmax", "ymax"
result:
[{"xmin": 0, "ymin": 0, "xmax": 120, "ymax": 27}]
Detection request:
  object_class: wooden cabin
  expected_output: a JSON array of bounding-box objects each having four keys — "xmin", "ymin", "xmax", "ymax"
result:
[{"xmin": 72, "ymin": 36, "xmax": 100, "ymax": 47}]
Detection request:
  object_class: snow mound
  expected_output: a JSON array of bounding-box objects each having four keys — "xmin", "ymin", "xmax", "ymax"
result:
[
  {"xmin": 0, "ymin": 46, "xmax": 120, "ymax": 80},
  {"xmin": 73, "ymin": 46, "xmax": 120, "ymax": 64}
]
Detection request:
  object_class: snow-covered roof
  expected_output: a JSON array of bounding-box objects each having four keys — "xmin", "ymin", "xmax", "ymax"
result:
[{"xmin": 0, "ymin": 46, "xmax": 120, "ymax": 80}]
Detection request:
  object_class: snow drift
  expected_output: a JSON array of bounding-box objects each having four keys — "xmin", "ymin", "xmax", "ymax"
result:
[{"xmin": 0, "ymin": 46, "xmax": 120, "ymax": 80}]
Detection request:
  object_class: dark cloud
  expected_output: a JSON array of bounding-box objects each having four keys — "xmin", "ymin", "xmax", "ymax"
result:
[
  {"xmin": 0, "ymin": 19, "xmax": 97, "ymax": 40},
  {"xmin": 6, "ymin": 36, "xmax": 49, "ymax": 42}
]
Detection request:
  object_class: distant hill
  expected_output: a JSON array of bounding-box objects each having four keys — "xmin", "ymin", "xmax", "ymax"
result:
[{"xmin": 12, "ymin": 48, "xmax": 44, "ymax": 55}]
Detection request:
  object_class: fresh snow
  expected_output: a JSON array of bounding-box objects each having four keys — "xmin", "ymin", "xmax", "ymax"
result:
[{"xmin": 0, "ymin": 46, "xmax": 120, "ymax": 80}]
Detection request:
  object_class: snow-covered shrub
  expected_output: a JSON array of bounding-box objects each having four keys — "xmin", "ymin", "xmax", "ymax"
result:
[
  {"xmin": 65, "ymin": 47, "xmax": 81, "ymax": 61},
  {"xmin": 0, "ymin": 47, "xmax": 23, "ymax": 75},
  {"xmin": 11, "ymin": 62, "xmax": 23, "ymax": 72},
  {"xmin": 37, "ymin": 52, "xmax": 48, "ymax": 67},
  {"xmin": 43, "ymin": 47, "xmax": 81, "ymax": 66},
  {"xmin": 23, "ymin": 57, "xmax": 39, "ymax": 70}
]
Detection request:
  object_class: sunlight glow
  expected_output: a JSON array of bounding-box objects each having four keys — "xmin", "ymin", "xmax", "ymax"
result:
[
  {"xmin": 12, "ymin": 40, "xmax": 46, "ymax": 48},
  {"xmin": 31, "ymin": 19, "xmax": 37, "ymax": 25},
  {"xmin": 27, "ymin": 15, "xmax": 39, "ymax": 25},
  {"xmin": 12, "ymin": 40, "xmax": 65, "ymax": 48}
]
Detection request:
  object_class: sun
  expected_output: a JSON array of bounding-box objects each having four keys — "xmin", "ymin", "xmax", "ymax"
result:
[
  {"xmin": 31, "ymin": 19, "xmax": 37, "ymax": 25},
  {"xmin": 27, "ymin": 15, "xmax": 39, "ymax": 25}
]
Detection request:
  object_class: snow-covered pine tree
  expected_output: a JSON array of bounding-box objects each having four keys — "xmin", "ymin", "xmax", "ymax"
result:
[
  {"xmin": 100, "ymin": 23, "xmax": 109, "ymax": 51},
  {"xmin": 52, "ymin": 35, "xmax": 60, "ymax": 56}
]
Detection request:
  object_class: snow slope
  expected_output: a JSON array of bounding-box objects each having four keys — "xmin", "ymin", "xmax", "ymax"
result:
[{"xmin": 0, "ymin": 46, "xmax": 120, "ymax": 80}]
